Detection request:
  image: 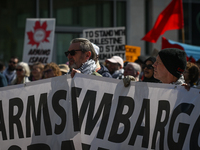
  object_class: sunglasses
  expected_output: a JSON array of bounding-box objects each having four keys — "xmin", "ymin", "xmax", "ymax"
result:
[
  {"xmin": 143, "ymin": 64, "xmax": 153, "ymax": 69},
  {"xmin": 9, "ymin": 61, "xmax": 17, "ymax": 64},
  {"xmin": 44, "ymin": 69, "xmax": 52, "ymax": 74},
  {"xmin": 16, "ymin": 69, "xmax": 23, "ymax": 72},
  {"xmin": 65, "ymin": 49, "xmax": 84, "ymax": 57}
]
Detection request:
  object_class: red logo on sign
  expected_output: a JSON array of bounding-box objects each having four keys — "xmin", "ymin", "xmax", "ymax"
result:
[{"xmin": 27, "ymin": 21, "xmax": 51, "ymax": 48}]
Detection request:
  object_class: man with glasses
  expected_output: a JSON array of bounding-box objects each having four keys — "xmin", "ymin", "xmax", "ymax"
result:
[
  {"xmin": 65, "ymin": 38, "xmax": 101, "ymax": 78},
  {"xmin": 3, "ymin": 56, "xmax": 19, "ymax": 85}
]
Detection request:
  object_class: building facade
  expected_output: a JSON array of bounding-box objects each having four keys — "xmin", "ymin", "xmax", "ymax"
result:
[{"xmin": 0, "ymin": 0, "xmax": 199, "ymax": 64}]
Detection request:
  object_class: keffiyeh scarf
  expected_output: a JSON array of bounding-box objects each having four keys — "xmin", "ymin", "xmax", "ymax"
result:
[{"xmin": 78, "ymin": 59, "xmax": 96, "ymax": 75}]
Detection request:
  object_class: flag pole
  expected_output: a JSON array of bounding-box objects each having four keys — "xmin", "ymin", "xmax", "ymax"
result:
[{"xmin": 182, "ymin": 28, "xmax": 185, "ymax": 43}]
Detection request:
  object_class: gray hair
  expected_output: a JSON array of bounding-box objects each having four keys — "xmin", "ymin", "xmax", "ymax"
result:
[
  {"xmin": 70, "ymin": 38, "xmax": 96, "ymax": 60},
  {"xmin": 128, "ymin": 62, "xmax": 141, "ymax": 74},
  {"xmin": 17, "ymin": 62, "xmax": 30, "ymax": 77}
]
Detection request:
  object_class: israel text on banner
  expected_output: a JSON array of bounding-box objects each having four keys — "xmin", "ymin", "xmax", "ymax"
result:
[
  {"xmin": 22, "ymin": 18, "xmax": 55, "ymax": 65},
  {"xmin": 83, "ymin": 27, "xmax": 126, "ymax": 63},
  {"xmin": 0, "ymin": 74, "xmax": 200, "ymax": 149}
]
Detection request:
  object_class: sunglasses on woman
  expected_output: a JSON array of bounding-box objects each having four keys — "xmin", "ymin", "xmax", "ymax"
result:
[
  {"xmin": 143, "ymin": 64, "xmax": 153, "ymax": 69},
  {"xmin": 16, "ymin": 69, "xmax": 23, "ymax": 72},
  {"xmin": 44, "ymin": 69, "xmax": 53, "ymax": 74},
  {"xmin": 65, "ymin": 49, "xmax": 84, "ymax": 57}
]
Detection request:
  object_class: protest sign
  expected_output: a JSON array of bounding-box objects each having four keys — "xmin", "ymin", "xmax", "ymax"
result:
[
  {"xmin": 22, "ymin": 19, "xmax": 55, "ymax": 65},
  {"xmin": 0, "ymin": 75, "xmax": 81, "ymax": 150},
  {"xmin": 0, "ymin": 74, "xmax": 200, "ymax": 150},
  {"xmin": 83, "ymin": 27, "xmax": 126, "ymax": 63},
  {"xmin": 125, "ymin": 45, "xmax": 141, "ymax": 62}
]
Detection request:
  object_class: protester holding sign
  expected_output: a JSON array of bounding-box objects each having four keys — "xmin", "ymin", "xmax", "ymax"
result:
[
  {"xmin": 153, "ymin": 48, "xmax": 187, "ymax": 85},
  {"xmin": 123, "ymin": 48, "xmax": 187, "ymax": 87},
  {"xmin": 65, "ymin": 38, "xmax": 101, "ymax": 78},
  {"xmin": 10, "ymin": 62, "xmax": 30, "ymax": 85}
]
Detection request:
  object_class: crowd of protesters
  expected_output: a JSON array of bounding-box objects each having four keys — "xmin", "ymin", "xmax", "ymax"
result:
[{"xmin": 0, "ymin": 38, "xmax": 200, "ymax": 90}]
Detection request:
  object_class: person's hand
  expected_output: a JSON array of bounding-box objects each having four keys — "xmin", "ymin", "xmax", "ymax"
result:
[
  {"xmin": 123, "ymin": 75, "xmax": 136, "ymax": 87},
  {"xmin": 182, "ymin": 83, "xmax": 190, "ymax": 91},
  {"xmin": 71, "ymin": 68, "xmax": 81, "ymax": 78}
]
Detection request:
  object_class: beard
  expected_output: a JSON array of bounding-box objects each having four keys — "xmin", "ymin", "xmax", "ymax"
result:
[
  {"xmin": 69, "ymin": 55, "xmax": 84, "ymax": 69},
  {"xmin": 8, "ymin": 65, "xmax": 16, "ymax": 71},
  {"xmin": 69, "ymin": 59, "xmax": 79, "ymax": 69}
]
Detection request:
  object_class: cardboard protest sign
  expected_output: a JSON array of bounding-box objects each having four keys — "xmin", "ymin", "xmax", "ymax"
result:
[
  {"xmin": 83, "ymin": 27, "xmax": 126, "ymax": 63},
  {"xmin": 22, "ymin": 19, "xmax": 55, "ymax": 65},
  {"xmin": 0, "ymin": 74, "xmax": 200, "ymax": 149},
  {"xmin": 125, "ymin": 45, "xmax": 141, "ymax": 62}
]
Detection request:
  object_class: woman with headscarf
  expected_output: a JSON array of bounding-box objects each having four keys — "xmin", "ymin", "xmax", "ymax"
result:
[{"xmin": 142, "ymin": 57, "xmax": 160, "ymax": 83}]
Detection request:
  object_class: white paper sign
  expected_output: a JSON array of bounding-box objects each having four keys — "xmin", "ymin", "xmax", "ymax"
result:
[
  {"xmin": 83, "ymin": 27, "xmax": 126, "ymax": 63},
  {"xmin": 22, "ymin": 18, "xmax": 55, "ymax": 65}
]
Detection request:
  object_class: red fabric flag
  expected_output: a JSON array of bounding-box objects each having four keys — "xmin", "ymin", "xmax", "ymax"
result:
[{"xmin": 142, "ymin": 0, "xmax": 184, "ymax": 43}]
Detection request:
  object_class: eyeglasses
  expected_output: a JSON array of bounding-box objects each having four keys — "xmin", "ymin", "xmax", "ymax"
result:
[
  {"xmin": 44, "ymin": 69, "xmax": 52, "ymax": 74},
  {"xmin": 9, "ymin": 61, "xmax": 17, "ymax": 64},
  {"xmin": 143, "ymin": 64, "xmax": 153, "ymax": 69},
  {"xmin": 65, "ymin": 49, "xmax": 84, "ymax": 57},
  {"xmin": 16, "ymin": 69, "xmax": 23, "ymax": 72}
]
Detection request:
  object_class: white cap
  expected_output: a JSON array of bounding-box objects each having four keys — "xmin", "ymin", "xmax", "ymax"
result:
[
  {"xmin": 92, "ymin": 43, "xmax": 99, "ymax": 55},
  {"xmin": 106, "ymin": 56, "xmax": 124, "ymax": 67}
]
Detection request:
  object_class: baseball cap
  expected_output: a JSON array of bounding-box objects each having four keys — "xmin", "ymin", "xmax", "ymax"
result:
[{"xmin": 106, "ymin": 56, "xmax": 124, "ymax": 67}]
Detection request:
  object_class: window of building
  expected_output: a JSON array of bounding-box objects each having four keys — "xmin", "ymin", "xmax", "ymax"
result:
[
  {"xmin": 179, "ymin": 0, "xmax": 200, "ymax": 46},
  {"xmin": 53, "ymin": 0, "xmax": 126, "ymax": 64},
  {"xmin": 0, "ymin": 0, "xmax": 126, "ymax": 65},
  {"xmin": 0, "ymin": 0, "xmax": 35, "ymax": 63}
]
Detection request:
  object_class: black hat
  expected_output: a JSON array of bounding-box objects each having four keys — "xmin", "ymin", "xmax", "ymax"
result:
[
  {"xmin": 158, "ymin": 48, "xmax": 187, "ymax": 78},
  {"xmin": 144, "ymin": 56, "xmax": 156, "ymax": 64}
]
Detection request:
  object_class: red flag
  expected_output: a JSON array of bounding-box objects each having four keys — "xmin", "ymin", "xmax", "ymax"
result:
[
  {"xmin": 162, "ymin": 37, "xmax": 184, "ymax": 50},
  {"xmin": 142, "ymin": 0, "xmax": 184, "ymax": 43}
]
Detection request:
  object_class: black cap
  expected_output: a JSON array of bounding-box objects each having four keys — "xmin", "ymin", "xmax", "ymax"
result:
[
  {"xmin": 158, "ymin": 48, "xmax": 187, "ymax": 78},
  {"xmin": 144, "ymin": 56, "xmax": 156, "ymax": 64}
]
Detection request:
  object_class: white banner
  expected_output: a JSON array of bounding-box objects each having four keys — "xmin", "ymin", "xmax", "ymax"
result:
[
  {"xmin": 22, "ymin": 18, "xmax": 55, "ymax": 65},
  {"xmin": 0, "ymin": 74, "xmax": 200, "ymax": 150},
  {"xmin": 83, "ymin": 27, "xmax": 126, "ymax": 63}
]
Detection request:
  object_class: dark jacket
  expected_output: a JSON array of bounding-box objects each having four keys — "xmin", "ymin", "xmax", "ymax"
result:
[
  {"xmin": 0, "ymin": 73, "xmax": 8, "ymax": 87},
  {"xmin": 97, "ymin": 64, "xmax": 112, "ymax": 78}
]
